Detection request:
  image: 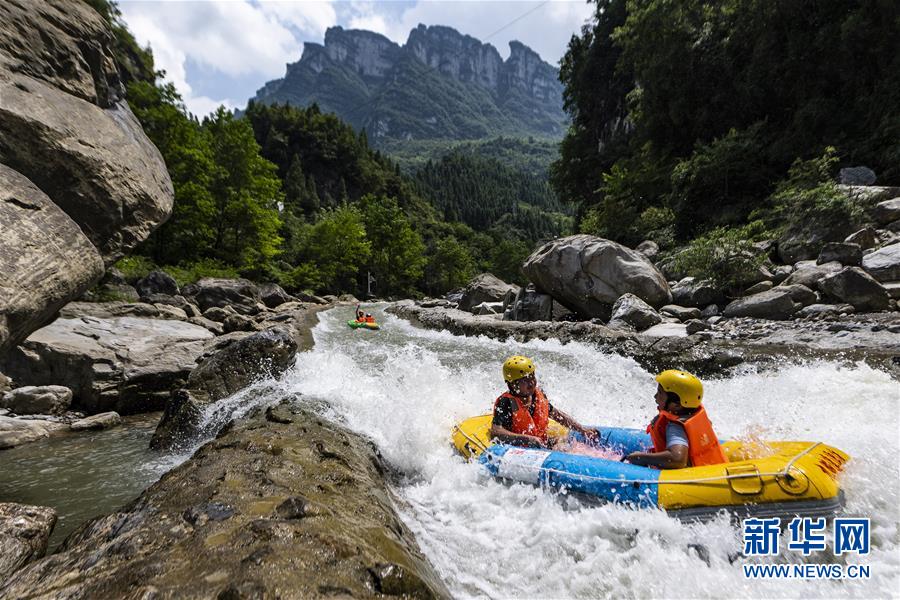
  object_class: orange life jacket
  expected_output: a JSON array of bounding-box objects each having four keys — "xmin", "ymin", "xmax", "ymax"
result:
[
  {"xmin": 365, "ymin": 315, "xmax": 375, "ymax": 323},
  {"xmin": 493, "ymin": 388, "xmax": 549, "ymax": 442},
  {"xmin": 356, "ymin": 316, "xmax": 365, "ymax": 322},
  {"xmin": 647, "ymin": 405, "xmax": 727, "ymax": 467}
]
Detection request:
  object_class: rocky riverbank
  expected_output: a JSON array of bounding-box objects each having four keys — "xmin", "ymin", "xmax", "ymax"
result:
[
  {"xmin": 0, "ymin": 401, "xmax": 449, "ymax": 599},
  {"xmin": 388, "ymin": 302, "xmax": 900, "ymax": 378}
]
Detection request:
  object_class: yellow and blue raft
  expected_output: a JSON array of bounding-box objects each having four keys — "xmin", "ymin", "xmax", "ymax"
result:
[{"xmin": 452, "ymin": 415, "xmax": 848, "ymax": 521}]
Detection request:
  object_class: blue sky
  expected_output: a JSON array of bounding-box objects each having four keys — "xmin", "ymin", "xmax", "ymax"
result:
[{"xmin": 118, "ymin": 1, "xmax": 595, "ymax": 117}]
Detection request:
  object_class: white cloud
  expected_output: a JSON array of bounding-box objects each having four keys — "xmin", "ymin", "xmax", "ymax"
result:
[{"xmin": 258, "ymin": 0, "xmax": 337, "ymax": 38}]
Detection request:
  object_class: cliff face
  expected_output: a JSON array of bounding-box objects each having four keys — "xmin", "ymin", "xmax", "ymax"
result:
[
  {"xmin": 0, "ymin": 0, "xmax": 174, "ymax": 355},
  {"xmin": 252, "ymin": 25, "xmax": 566, "ymax": 141}
]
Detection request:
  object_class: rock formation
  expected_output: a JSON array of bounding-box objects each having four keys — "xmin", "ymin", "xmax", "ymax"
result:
[{"xmin": 0, "ymin": 0, "xmax": 174, "ymax": 355}]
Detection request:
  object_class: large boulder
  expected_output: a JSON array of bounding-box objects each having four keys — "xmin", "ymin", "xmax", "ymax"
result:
[
  {"xmin": 780, "ymin": 261, "xmax": 842, "ymax": 290},
  {"xmin": 845, "ymin": 227, "xmax": 878, "ymax": 250},
  {"xmin": 817, "ymin": 242, "xmax": 862, "ymax": 266},
  {"xmin": 0, "ymin": 313, "xmax": 214, "ymax": 414},
  {"xmin": 670, "ymin": 277, "xmax": 722, "ymax": 307},
  {"xmin": 523, "ymin": 235, "xmax": 671, "ymax": 319},
  {"xmin": 819, "ymin": 267, "xmax": 890, "ymax": 312},
  {"xmin": 181, "ymin": 278, "xmax": 261, "ymax": 314},
  {"xmin": 3, "ymin": 405, "xmax": 450, "ymax": 599},
  {"xmin": 0, "ymin": 165, "xmax": 105, "ymax": 355},
  {"xmin": 258, "ymin": 282, "xmax": 295, "ymax": 309},
  {"xmin": 135, "ymin": 271, "xmax": 179, "ymax": 298},
  {"xmin": 723, "ymin": 288, "xmax": 800, "ymax": 320},
  {"xmin": 608, "ymin": 293, "xmax": 662, "ymax": 331},
  {"xmin": 777, "ymin": 284, "xmax": 818, "ymax": 307},
  {"xmin": 0, "ymin": 385, "xmax": 71, "ymax": 415},
  {"xmin": 504, "ymin": 285, "xmax": 554, "ymax": 322},
  {"xmin": 0, "ymin": 503, "xmax": 56, "ymax": 582},
  {"xmin": 150, "ymin": 328, "xmax": 298, "ymax": 450},
  {"xmin": 0, "ymin": 0, "xmax": 173, "ymax": 354},
  {"xmin": 0, "ymin": 416, "xmax": 64, "ymax": 449},
  {"xmin": 839, "ymin": 166, "xmax": 876, "ymax": 186},
  {"xmin": 873, "ymin": 197, "xmax": 900, "ymax": 225},
  {"xmin": 457, "ymin": 273, "xmax": 519, "ymax": 313},
  {"xmin": 861, "ymin": 243, "xmax": 900, "ymax": 282}
]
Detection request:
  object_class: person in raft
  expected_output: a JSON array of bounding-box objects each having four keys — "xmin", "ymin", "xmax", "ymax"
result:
[
  {"xmin": 490, "ymin": 355, "xmax": 598, "ymax": 449},
  {"xmin": 624, "ymin": 369, "xmax": 727, "ymax": 469},
  {"xmin": 355, "ymin": 305, "xmax": 365, "ymax": 322}
]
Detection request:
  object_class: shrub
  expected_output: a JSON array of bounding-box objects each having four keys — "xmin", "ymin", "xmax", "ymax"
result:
[
  {"xmin": 114, "ymin": 255, "xmax": 157, "ymax": 283},
  {"xmin": 672, "ymin": 221, "xmax": 771, "ymax": 291}
]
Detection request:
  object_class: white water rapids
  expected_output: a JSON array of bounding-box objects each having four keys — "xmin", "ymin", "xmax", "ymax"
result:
[{"xmin": 241, "ymin": 305, "xmax": 898, "ymax": 598}]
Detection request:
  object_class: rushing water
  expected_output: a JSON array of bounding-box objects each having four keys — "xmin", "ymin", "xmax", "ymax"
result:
[
  {"xmin": 1, "ymin": 305, "xmax": 897, "ymax": 598},
  {"xmin": 280, "ymin": 306, "xmax": 899, "ymax": 599}
]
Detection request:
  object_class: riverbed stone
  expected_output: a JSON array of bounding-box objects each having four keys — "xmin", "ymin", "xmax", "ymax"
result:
[
  {"xmin": 781, "ymin": 261, "xmax": 842, "ymax": 290},
  {"xmin": 817, "ymin": 242, "xmax": 862, "ymax": 266},
  {"xmin": 723, "ymin": 288, "xmax": 800, "ymax": 320},
  {"xmin": 845, "ymin": 227, "xmax": 878, "ymax": 250},
  {"xmin": 873, "ymin": 197, "xmax": 900, "ymax": 225},
  {"xmin": 70, "ymin": 411, "xmax": 121, "ymax": 431},
  {"xmin": 181, "ymin": 278, "xmax": 261, "ymax": 314},
  {"xmin": 151, "ymin": 328, "xmax": 298, "ymax": 450},
  {"xmin": 135, "ymin": 270, "xmax": 179, "ymax": 298},
  {"xmin": 0, "ymin": 385, "xmax": 72, "ymax": 415},
  {"xmin": 259, "ymin": 282, "xmax": 295, "ymax": 308},
  {"xmin": 660, "ymin": 305, "xmax": 702, "ymax": 321},
  {"xmin": 0, "ymin": 503, "xmax": 57, "ymax": 582},
  {"xmin": 0, "ymin": 313, "xmax": 214, "ymax": 415},
  {"xmin": 861, "ymin": 243, "xmax": 900, "ymax": 282},
  {"xmin": 0, "ymin": 416, "xmax": 64, "ymax": 449},
  {"xmin": 457, "ymin": 273, "xmax": 519, "ymax": 313},
  {"xmin": 636, "ymin": 240, "xmax": 659, "ymax": 258},
  {"xmin": 609, "ymin": 293, "xmax": 662, "ymax": 331},
  {"xmin": 670, "ymin": 277, "xmax": 721, "ymax": 308},
  {"xmin": 641, "ymin": 323, "xmax": 689, "ymax": 338},
  {"xmin": 1, "ymin": 404, "xmax": 450, "ymax": 599},
  {"xmin": 839, "ymin": 166, "xmax": 876, "ymax": 186},
  {"xmin": 523, "ymin": 235, "xmax": 671, "ymax": 319},
  {"xmin": 744, "ymin": 281, "xmax": 774, "ymax": 296},
  {"xmin": 777, "ymin": 284, "xmax": 818, "ymax": 307},
  {"xmin": 797, "ymin": 303, "xmax": 856, "ymax": 319},
  {"xmin": 700, "ymin": 304, "xmax": 721, "ymax": 318},
  {"xmin": 819, "ymin": 267, "xmax": 891, "ymax": 312}
]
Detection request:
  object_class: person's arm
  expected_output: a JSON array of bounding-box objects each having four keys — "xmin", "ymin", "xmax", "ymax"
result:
[
  {"xmin": 624, "ymin": 445, "xmax": 688, "ymax": 469},
  {"xmin": 490, "ymin": 397, "xmax": 547, "ymax": 448},
  {"xmin": 548, "ymin": 404, "xmax": 598, "ymax": 442}
]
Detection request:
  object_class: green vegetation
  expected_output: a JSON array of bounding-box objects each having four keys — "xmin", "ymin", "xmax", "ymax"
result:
[
  {"xmin": 554, "ymin": 0, "xmax": 900, "ymax": 249},
  {"xmin": 671, "ymin": 222, "xmax": 769, "ymax": 292}
]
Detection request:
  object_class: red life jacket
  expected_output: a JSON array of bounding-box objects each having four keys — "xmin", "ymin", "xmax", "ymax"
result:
[
  {"xmin": 647, "ymin": 405, "xmax": 727, "ymax": 467},
  {"xmin": 365, "ymin": 315, "xmax": 375, "ymax": 323},
  {"xmin": 493, "ymin": 388, "xmax": 549, "ymax": 442}
]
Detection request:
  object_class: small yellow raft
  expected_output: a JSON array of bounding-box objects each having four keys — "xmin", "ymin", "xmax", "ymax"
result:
[{"xmin": 453, "ymin": 415, "xmax": 849, "ymax": 520}]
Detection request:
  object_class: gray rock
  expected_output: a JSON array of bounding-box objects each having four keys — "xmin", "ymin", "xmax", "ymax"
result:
[
  {"xmin": 707, "ymin": 316, "xmax": 724, "ymax": 325},
  {"xmin": 744, "ymin": 281, "xmax": 774, "ymax": 296},
  {"xmin": 0, "ymin": 416, "xmax": 64, "ymax": 449},
  {"xmin": 223, "ymin": 313, "xmax": 258, "ymax": 333},
  {"xmin": 723, "ymin": 289, "xmax": 800, "ymax": 320},
  {"xmin": 151, "ymin": 328, "xmax": 298, "ymax": 450},
  {"xmin": 861, "ymin": 243, "xmax": 900, "ymax": 282},
  {"xmin": 259, "ymin": 283, "xmax": 295, "ymax": 309},
  {"xmin": 685, "ymin": 319, "xmax": 710, "ymax": 335},
  {"xmin": 0, "ymin": 1, "xmax": 172, "ymax": 262},
  {"xmin": 0, "ymin": 165, "xmax": 105, "ymax": 355},
  {"xmin": 781, "ymin": 261, "xmax": 842, "ymax": 290},
  {"xmin": 70, "ymin": 411, "xmax": 121, "ymax": 431},
  {"xmin": 660, "ymin": 305, "xmax": 702, "ymax": 321},
  {"xmin": 135, "ymin": 271, "xmax": 179, "ymax": 298},
  {"xmin": 839, "ymin": 166, "xmax": 876, "ymax": 186},
  {"xmin": 0, "ymin": 385, "xmax": 72, "ymax": 415},
  {"xmin": 817, "ymin": 242, "xmax": 862, "ymax": 266},
  {"xmin": 640, "ymin": 323, "xmax": 688, "ymax": 338},
  {"xmin": 700, "ymin": 304, "xmax": 721, "ymax": 318},
  {"xmin": 142, "ymin": 294, "xmax": 200, "ymax": 317},
  {"xmin": 771, "ymin": 265, "xmax": 794, "ymax": 285},
  {"xmin": 458, "ymin": 273, "xmax": 519, "ymax": 313},
  {"xmin": 635, "ymin": 240, "xmax": 659, "ymax": 258},
  {"xmin": 294, "ymin": 291, "xmax": 328, "ymax": 304},
  {"xmin": 505, "ymin": 285, "xmax": 554, "ymax": 322},
  {"xmin": 0, "ymin": 503, "xmax": 56, "ymax": 581},
  {"xmin": 671, "ymin": 277, "xmax": 722, "ymax": 308},
  {"xmin": 202, "ymin": 306, "xmax": 235, "ymax": 322},
  {"xmin": 882, "ymin": 282, "xmax": 900, "ymax": 300},
  {"xmin": 420, "ymin": 299, "xmax": 451, "ymax": 309},
  {"xmin": 609, "ymin": 294, "xmax": 662, "ymax": 332},
  {"xmin": 523, "ymin": 235, "xmax": 671, "ymax": 319},
  {"xmin": 873, "ymin": 198, "xmax": 900, "ymax": 225},
  {"xmin": 0, "ymin": 314, "xmax": 214, "ymax": 414},
  {"xmin": 819, "ymin": 267, "xmax": 891, "ymax": 312},
  {"xmin": 777, "ymin": 284, "xmax": 818, "ymax": 307},
  {"xmin": 0, "ymin": 372, "xmax": 11, "ymax": 393},
  {"xmin": 472, "ymin": 301, "xmax": 503, "ymax": 316},
  {"xmin": 797, "ymin": 303, "xmax": 855, "ymax": 319},
  {"xmin": 187, "ymin": 317, "xmax": 225, "ymax": 336},
  {"xmin": 844, "ymin": 227, "xmax": 878, "ymax": 250},
  {"xmin": 181, "ymin": 278, "xmax": 261, "ymax": 314}
]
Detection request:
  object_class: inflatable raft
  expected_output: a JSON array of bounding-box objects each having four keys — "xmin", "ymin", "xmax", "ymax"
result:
[
  {"xmin": 452, "ymin": 415, "xmax": 848, "ymax": 521},
  {"xmin": 348, "ymin": 320, "xmax": 380, "ymax": 330}
]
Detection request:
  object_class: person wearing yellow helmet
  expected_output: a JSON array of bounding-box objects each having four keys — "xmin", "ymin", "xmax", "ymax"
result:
[
  {"xmin": 490, "ymin": 355, "xmax": 598, "ymax": 449},
  {"xmin": 624, "ymin": 370, "xmax": 726, "ymax": 468}
]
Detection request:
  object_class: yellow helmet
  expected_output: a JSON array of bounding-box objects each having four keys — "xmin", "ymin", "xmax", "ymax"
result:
[
  {"xmin": 503, "ymin": 355, "xmax": 535, "ymax": 383},
  {"xmin": 655, "ymin": 369, "xmax": 703, "ymax": 408}
]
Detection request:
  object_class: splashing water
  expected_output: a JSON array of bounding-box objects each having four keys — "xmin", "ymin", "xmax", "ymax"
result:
[{"xmin": 275, "ymin": 306, "xmax": 899, "ymax": 599}]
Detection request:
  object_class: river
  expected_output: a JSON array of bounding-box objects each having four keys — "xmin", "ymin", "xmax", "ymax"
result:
[{"xmin": 2, "ymin": 305, "xmax": 898, "ymax": 598}]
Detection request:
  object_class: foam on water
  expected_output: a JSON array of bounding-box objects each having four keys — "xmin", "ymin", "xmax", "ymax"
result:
[{"xmin": 281, "ymin": 306, "xmax": 899, "ymax": 599}]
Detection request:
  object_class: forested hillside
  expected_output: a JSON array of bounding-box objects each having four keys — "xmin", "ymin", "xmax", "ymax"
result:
[
  {"xmin": 87, "ymin": 0, "xmax": 544, "ymax": 296},
  {"xmin": 554, "ymin": 0, "xmax": 900, "ymax": 248}
]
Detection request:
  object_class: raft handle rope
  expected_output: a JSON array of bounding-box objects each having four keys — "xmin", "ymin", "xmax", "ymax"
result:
[
  {"xmin": 482, "ymin": 441, "xmax": 825, "ymax": 487},
  {"xmin": 453, "ymin": 424, "xmax": 489, "ymax": 454}
]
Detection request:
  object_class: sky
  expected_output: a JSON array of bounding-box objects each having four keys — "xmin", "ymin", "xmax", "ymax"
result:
[{"xmin": 118, "ymin": 0, "xmax": 596, "ymax": 117}]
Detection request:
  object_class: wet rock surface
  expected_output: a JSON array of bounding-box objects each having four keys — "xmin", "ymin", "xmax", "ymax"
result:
[
  {"xmin": 0, "ymin": 502, "xmax": 57, "ymax": 582},
  {"xmin": 389, "ymin": 303, "xmax": 900, "ymax": 378},
  {"xmin": 1, "ymin": 385, "xmax": 72, "ymax": 415},
  {"xmin": 0, "ymin": 416, "xmax": 67, "ymax": 449},
  {"xmin": 0, "ymin": 403, "xmax": 449, "ymax": 599}
]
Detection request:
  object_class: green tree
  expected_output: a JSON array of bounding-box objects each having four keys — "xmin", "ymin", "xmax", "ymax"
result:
[
  {"xmin": 427, "ymin": 236, "xmax": 476, "ymax": 291},
  {"xmin": 358, "ymin": 194, "xmax": 427, "ymax": 295},
  {"xmin": 291, "ymin": 205, "xmax": 371, "ymax": 293}
]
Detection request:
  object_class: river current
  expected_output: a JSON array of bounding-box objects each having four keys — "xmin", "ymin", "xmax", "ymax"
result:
[
  {"xmin": 2, "ymin": 305, "xmax": 897, "ymax": 598},
  {"xmin": 281, "ymin": 306, "xmax": 899, "ymax": 599}
]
